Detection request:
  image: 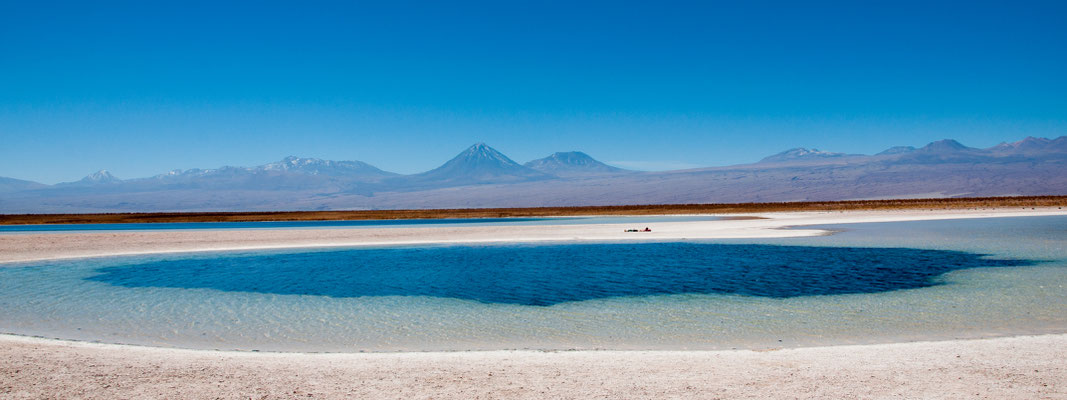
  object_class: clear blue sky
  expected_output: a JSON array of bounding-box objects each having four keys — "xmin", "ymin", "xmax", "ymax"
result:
[{"xmin": 1, "ymin": 1, "xmax": 1065, "ymax": 183}]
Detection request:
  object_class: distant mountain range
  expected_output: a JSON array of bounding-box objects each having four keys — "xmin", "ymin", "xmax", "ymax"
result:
[{"xmin": 1, "ymin": 136, "xmax": 1065, "ymax": 213}]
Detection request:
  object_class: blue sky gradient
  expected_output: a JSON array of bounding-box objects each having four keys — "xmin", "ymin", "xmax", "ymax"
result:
[{"xmin": 1, "ymin": 1, "xmax": 1065, "ymax": 183}]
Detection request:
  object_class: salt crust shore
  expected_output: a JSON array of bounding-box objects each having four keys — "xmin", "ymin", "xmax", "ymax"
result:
[
  {"xmin": 2, "ymin": 208, "xmax": 1067, "ymax": 398},
  {"xmin": 2, "ymin": 333, "xmax": 1064, "ymax": 399},
  {"xmin": 1, "ymin": 207, "xmax": 1065, "ymax": 265}
]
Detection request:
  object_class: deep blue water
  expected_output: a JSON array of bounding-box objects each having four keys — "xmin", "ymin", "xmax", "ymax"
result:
[{"xmin": 87, "ymin": 243, "xmax": 1032, "ymax": 306}]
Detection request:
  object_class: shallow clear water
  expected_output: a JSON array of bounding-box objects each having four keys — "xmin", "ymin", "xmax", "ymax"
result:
[{"xmin": 1, "ymin": 215, "xmax": 1065, "ymax": 352}]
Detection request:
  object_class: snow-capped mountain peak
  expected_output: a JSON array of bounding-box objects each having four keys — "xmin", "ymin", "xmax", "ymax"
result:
[
  {"xmin": 989, "ymin": 136, "xmax": 1062, "ymax": 153},
  {"xmin": 451, "ymin": 143, "xmax": 522, "ymax": 166},
  {"xmin": 80, "ymin": 170, "xmax": 121, "ymax": 184},
  {"xmin": 759, "ymin": 148, "xmax": 847, "ymax": 163},
  {"xmin": 256, "ymin": 156, "xmax": 394, "ymax": 177},
  {"xmin": 54, "ymin": 169, "xmax": 122, "ymax": 187},
  {"xmin": 84, "ymin": 170, "xmax": 118, "ymax": 182}
]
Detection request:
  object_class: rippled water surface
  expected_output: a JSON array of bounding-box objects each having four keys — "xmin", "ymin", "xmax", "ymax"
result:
[{"xmin": 1, "ymin": 215, "xmax": 1065, "ymax": 351}]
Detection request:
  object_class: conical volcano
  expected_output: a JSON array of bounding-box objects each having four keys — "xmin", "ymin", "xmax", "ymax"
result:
[
  {"xmin": 410, "ymin": 143, "xmax": 550, "ymax": 185},
  {"xmin": 524, "ymin": 151, "xmax": 628, "ymax": 176}
]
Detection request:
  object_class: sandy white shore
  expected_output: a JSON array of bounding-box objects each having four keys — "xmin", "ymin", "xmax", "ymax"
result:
[
  {"xmin": 2, "ymin": 208, "xmax": 1066, "ymax": 398},
  {"xmin": 1, "ymin": 207, "xmax": 1064, "ymax": 264}
]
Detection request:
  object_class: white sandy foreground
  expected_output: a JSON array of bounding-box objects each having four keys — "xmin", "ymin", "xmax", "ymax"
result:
[
  {"xmin": 1, "ymin": 333, "xmax": 1064, "ymax": 399},
  {"xmin": 2, "ymin": 208, "xmax": 1066, "ymax": 399}
]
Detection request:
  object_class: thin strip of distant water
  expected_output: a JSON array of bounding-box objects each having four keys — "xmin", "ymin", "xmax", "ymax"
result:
[
  {"xmin": 0, "ymin": 215, "xmax": 719, "ymax": 233},
  {"xmin": 0, "ymin": 215, "xmax": 1064, "ymax": 352}
]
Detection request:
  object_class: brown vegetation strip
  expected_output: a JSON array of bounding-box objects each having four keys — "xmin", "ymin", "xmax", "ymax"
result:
[{"xmin": 1, "ymin": 196, "xmax": 1065, "ymax": 225}]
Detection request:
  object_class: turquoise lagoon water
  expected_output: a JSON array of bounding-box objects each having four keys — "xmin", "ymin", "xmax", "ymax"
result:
[{"xmin": 0, "ymin": 215, "xmax": 1065, "ymax": 352}]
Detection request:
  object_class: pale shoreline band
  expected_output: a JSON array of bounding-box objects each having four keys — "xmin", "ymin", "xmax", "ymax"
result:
[
  {"xmin": 2, "ymin": 208, "xmax": 1065, "ymax": 398},
  {"xmin": 2, "ymin": 208, "xmax": 1064, "ymax": 265}
]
